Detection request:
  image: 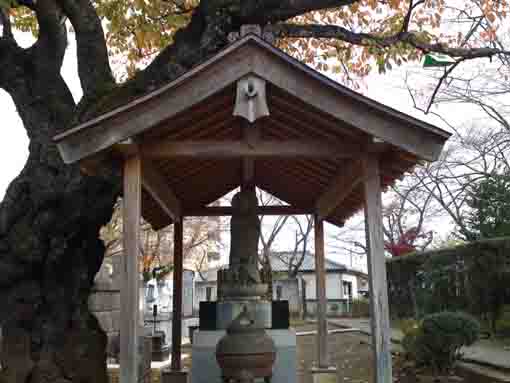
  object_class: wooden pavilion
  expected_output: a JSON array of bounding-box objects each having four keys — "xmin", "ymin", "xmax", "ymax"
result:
[{"xmin": 54, "ymin": 29, "xmax": 450, "ymax": 383}]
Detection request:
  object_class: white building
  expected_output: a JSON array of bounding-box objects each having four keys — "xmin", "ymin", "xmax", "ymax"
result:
[
  {"xmin": 270, "ymin": 252, "xmax": 368, "ymax": 316},
  {"xmin": 193, "ymin": 252, "xmax": 368, "ymax": 316}
]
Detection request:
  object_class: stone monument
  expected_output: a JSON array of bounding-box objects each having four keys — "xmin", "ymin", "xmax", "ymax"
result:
[
  {"xmin": 215, "ymin": 190, "xmax": 276, "ymax": 382},
  {"xmin": 216, "ymin": 190, "xmax": 271, "ymax": 328},
  {"xmin": 191, "ymin": 189, "xmax": 297, "ymax": 383}
]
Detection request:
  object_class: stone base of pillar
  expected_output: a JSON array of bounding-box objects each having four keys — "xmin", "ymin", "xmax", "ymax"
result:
[
  {"xmin": 161, "ymin": 369, "xmax": 188, "ymax": 383},
  {"xmin": 309, "ymin": 366, "xmax": 338, "ymax": 383}
]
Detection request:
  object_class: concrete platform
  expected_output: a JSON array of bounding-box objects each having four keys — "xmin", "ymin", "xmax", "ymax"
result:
[{"xmin": 191, "ymin": 329, "xmax": 297, "ymax": 383}]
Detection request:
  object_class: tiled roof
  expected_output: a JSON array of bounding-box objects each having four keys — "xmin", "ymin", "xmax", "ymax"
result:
[
  {"xmin": 269, "ymin": 251, "xmax": 346, "ymax": 272},
  {"xmin": 195, "ymin": 252, "xmax": 348, "ymax": 282}
]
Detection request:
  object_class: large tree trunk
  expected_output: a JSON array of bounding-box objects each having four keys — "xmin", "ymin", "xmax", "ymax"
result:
[
  {"xmin": 0, "ymin": 2, "xmax": 248, "ymax": 381},
  {"xmin": 0, "ymin": 68, "xmax": 121, "ymax": 382}
]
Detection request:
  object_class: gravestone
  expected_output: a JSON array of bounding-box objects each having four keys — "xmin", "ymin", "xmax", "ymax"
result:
[{"xmin": 88, "ymin": 257, "xmax": 121, "ymax": 361}]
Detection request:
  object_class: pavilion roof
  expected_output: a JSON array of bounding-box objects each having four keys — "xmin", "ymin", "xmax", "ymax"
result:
[{"xmin": 54, "ymin": 34, "xmax": 450, "ymax": 230}]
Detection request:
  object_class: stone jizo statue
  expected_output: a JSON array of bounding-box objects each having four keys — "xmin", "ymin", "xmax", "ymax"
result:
[{"xmin": 228, "ymin": 189, "xmax": 261, "ymax": 285}]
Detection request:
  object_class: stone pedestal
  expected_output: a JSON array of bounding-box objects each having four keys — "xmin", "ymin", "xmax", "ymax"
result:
[
  {"xmin": 216, "ymin": 300, "xmax": 272, "ymax": 329},
  {"xmin": 309, "ymin": 366, "xmax": 338, "ymax": 383},
  {"xmin": 139, "ymin": 335, "xmax": 153, "ymax": 383},
  {"xmin": 191, "ymin": 329, "xmax": 297, "ymax": 383},
  {"xmin": 151, "ymin": 331, "xmax": 170, "ymax": 362},
  {"xmin": 89, "ymin": 258, "xmax": 121, "ymax": 360},
  {"xmin": 161, "ymin": 369, "xmax": 188, "ymax": 383}
]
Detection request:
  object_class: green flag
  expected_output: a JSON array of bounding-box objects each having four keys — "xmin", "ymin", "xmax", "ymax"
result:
[{"xmin": 423, "ymin": 53, "xmax": 455, "ymax": 68}]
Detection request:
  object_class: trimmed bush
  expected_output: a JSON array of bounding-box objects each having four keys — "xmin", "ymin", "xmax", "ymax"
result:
[
  {"xmin": 402, "ymin": 311, "xmax": 481, "ymax": 372},
  {"xmin": 496, "ymin": 318, "xmax": 510, "ymax": 337},
  {"xmin": 387, "ymin": 237, "xmax": 510, "ymax": 326}
]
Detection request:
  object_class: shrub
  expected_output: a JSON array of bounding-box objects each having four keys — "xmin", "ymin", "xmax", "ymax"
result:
[
  {"xmin": 398, "ymin": 318, "xmax": 421, "ymax": 337},
  {"xmin": 329, "ymin": 303, "xmax": 339, "ymax": 315},
  {"xmin": 496, "ymin": 318, "xmax": 510, "ymax": 337},
  {"xmin": 351, "ymin": 298, "xmax": 370, "ymax": 317},
  {"xmin": 402, "ymin": 311, "xmax": 481, "ymax": 372}
]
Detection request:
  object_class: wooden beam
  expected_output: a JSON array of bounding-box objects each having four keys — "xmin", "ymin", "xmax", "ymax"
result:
[
  {"xmin": 314, "ymin": 214, "xmax": 329, "ymax": 368},
  {"xmin": 141, "ymin": 139, "xmax": 361, "ymax": 159},
  {"xmin": 315, "ymin": 159, "xmax": 364, "ymax": 220},
  {"xmin": 362, "ymin": 156, "xmax": 392, "ymax": 383},
  {"xmin": 121, "ymin": 155, "xmax": 141, "ymax": 383},
  {"xmin": 171, "ymin": 219, "xmax": 184, "ymax": 371},
  {"xmin": 141, "ymin": 158, "xmax": 182, "ymax": 222},
  {"xmin": 184, "ymin": 205, "xmax": 312, "ymax": 217}
]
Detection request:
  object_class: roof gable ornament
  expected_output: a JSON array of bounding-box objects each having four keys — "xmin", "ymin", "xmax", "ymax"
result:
[
  {"xmin": 228, "ymin": 25, "xmax": 272, "ymax": 123},
  {"xmin": 228, "ymin": 24, "xmax": 276, "ymax": 45},
  {"xmin": 233, "ymin": 75, "xmax": 269, "ymax": 123}
]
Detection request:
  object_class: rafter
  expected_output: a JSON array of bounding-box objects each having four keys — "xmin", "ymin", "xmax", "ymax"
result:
[
  {"xmin": 140, "ymin": 158, "xmax": 181, "ymax": 222},
  {"xmin": 315, "ymin": 159, "xmax": 364, "ymax": 220}
]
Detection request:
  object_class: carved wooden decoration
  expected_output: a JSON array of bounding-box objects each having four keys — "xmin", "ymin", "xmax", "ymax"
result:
[{"xmin": 233, "ymin": 75, "xmax": 270, "ymax": 123}]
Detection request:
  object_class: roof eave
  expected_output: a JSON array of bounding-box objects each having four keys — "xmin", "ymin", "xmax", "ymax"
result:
[{"xmin": 54, "ymin": 34, "xmax": 449, "ymax": 166}]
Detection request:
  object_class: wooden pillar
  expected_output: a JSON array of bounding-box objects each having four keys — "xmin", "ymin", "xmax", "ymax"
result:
[
  {"xmin": 362, "ymin": 157, "xmax": 392, "ymax": 383},
  {"xmin": 314, "ymin": 214, "xmax": 329, "ymax": 368},
  {"xmin": 171, "ymin": 219, "xmax": 184, "ymax": 371},
  {"xmin": 121, "ymin": 155, "xmax": 142, "ymax": 383}
]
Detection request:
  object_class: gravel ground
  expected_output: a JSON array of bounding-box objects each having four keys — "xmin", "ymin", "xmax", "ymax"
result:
[{"xmin": 108, "ymin": 324, "xmax": 509, "ymax": 383}]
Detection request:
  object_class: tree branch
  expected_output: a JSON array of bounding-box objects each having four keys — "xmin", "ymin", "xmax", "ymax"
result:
[
  {"xmin": 240, "ymin": 0, "xmax": 360, "ymax": 23},
  {"xmin": 425, "ymin": 59, "xmax": 464, "ymax": 113},
  {"xmin": 401, "ymin": 0, "xmax": 426, "ymax": 33},
  {"xmin": 26, "ymin": 0, "xmax": 67, "ymax": 80},
  {"xmin": 0, "ymin": 37, "xmax": 22, "ymax": 89},
  {"xmin": 0, "ymin": 7, "xmax": 13, "ymax": 39},
  {"xmin": 269, "ymin": 24, "xmax": 510, "ymax": 59},
  {"xmin": 57, "ymin": 0, "xmax": 115, "ymax": 97},
  {"xmin": 139, "ymin": 0, "xmax": 361, "ymax": 91}
]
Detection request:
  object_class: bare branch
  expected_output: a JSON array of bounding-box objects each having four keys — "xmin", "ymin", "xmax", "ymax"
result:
[
  {"xmin": 425, "ymin": 60, "xmax": 464, "ymax": 113},
  {"xmin": 401, "ymin": 0, "xmax": 426, "ymax": 33}
]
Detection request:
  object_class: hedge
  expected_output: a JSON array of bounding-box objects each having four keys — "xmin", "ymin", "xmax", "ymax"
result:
[{"xmin": 387, "ymin": 237, "xmax": 510, "ymax": 331}]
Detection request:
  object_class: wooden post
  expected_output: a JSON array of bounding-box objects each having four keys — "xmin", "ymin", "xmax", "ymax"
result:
[
  {"xmin": 171, "ymin": 219, "xmax": 184, "ymax": 371},
  {"xmin": 362, "ymin": 156, "xmax": 392, "ymax": 383},
  {"xmin": 314, "ymin": 214, "xmax": 329, "ymax": 368},
  {"xmin": 121, "ymin": 155, "xmax": 141, "ymax": 383}
]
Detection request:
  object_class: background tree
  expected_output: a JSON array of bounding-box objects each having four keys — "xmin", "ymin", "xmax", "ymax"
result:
[
  {"xmin": 465, "ymin": 173, "xmax": 510, "ymax": 240},
  {"xmin": 258, "ymin": 190, "xmax": 290, "ymax": 300},
  {"xmin": 272, "ymin": 215, "xmax": 314, "ymax": 278},
  {"xmin": 100, "ymin": 200, "xmax": 223, "ymax": 280},
  {"xmin": 382, "ymin": 189, "xmax": 435, "ymax": 257},
  {"xmin": 1, "ymin": 0, "xmax": 509, "ymax": 382}
]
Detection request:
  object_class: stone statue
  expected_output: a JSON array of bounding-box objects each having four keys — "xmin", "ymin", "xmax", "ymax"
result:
[{"xmin": 228, "ymin": 189, "xmax": 261, "ymax": 284}]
